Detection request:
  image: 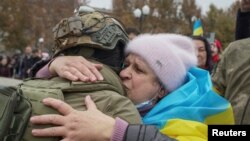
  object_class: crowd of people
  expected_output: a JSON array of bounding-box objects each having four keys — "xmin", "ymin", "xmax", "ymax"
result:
[
  {"xmin": 0, "ymin": 0, "xmax": 250, "ymax": 141},
  {"xmin": 0, "ymin": 46, "xmax": 50, "ymax": 79}
]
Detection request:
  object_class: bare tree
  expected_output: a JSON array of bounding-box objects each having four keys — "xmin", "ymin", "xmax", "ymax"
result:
[{"xmin": 0, "ymin": 0, "xmax": 89, "ymax": 51}]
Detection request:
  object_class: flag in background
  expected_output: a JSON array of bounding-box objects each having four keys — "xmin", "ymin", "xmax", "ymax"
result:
[{"xmin": 193, "ymin": 19, "xmax": 204, "ymax": 36}]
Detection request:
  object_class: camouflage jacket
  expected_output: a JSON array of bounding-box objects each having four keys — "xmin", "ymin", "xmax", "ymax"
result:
[
  {"xmin": 212, "ymin": 38, "xmax": 250, "ymax": 124},
  {"xmin": 20, "ymin": 63, "xmax": 141, "ymax": 141}
]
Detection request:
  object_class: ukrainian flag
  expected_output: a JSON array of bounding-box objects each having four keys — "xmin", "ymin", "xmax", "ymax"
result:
[
  {"xmin": 142, "ymin": 67, "xmax": 234, "ymax": 141},
  {"xmin": 193, "ymin": 19, "xmax": 204, "ymax": 36}
]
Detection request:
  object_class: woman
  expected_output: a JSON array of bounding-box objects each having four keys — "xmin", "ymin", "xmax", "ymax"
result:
[
  {"xmin": 191, "ymin": 36, "xmax": 213, "ymax": 73},
  {"xmin": 31, "ymin": 34, "xmax": 234, "ymax": 141},
  {"xmin": 210, "ymin": 39, "xmax": 223, "ymax": 69}
]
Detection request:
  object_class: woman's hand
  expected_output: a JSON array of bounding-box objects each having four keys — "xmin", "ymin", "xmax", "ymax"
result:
[
  {"xmin": 49, "ymin": 56, "xmax": 104, "ymax": 82},
  {"xmin": 30, "ymin": 96, "xmax": 115, "ymax": 141}
]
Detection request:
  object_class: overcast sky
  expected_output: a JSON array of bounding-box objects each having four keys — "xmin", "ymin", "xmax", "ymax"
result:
[
  {"xmin": 88, "ymin": 0, "xmax": 112, "ymax": 9},
  {"xmin": 196, "ymin": 0, "xmax": 235, "ymax": 14},
  {"xmin": 88, "ymin": 0, "xmax": 235, "ymax": 15}
]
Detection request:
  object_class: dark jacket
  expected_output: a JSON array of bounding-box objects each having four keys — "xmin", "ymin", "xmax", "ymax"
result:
[
  {"xmin": 235, "ymin": 10, "xmax": 250, "ymax": 40},
  {"xmin": 18, "ymin": 55, "xmax": 41, "ymax": 79},
  {"xmin": 0, "ymin": 64, "xmax": 11, "ymax": 77},
  {"xmin": 124, "ymin": 125, "xmax": 176, "ymax": 141},
  {"xmin": 29, "ymin": 59, "xmax": 50, "ymax": 77}
]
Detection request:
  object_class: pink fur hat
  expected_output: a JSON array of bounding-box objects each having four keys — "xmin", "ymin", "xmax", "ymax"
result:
[{"xmin": 125, "ymin": 34, "xmax": 197, "ymax": 92}]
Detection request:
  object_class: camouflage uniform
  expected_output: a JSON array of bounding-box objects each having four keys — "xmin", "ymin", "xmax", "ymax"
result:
[{"xmin": 212, "ymin": 38, "xmax": 250, "ymax": 124}]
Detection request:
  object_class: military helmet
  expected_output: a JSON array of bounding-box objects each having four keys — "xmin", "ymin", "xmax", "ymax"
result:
[{"xmin": 52, "ymin": 11, "xmax": 129, "ymax": 56}]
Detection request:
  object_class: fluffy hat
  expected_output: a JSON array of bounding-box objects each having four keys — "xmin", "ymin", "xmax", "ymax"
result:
[{"xmin": 125, "ymin": 34, "xmax": 197, "ymax": 92}]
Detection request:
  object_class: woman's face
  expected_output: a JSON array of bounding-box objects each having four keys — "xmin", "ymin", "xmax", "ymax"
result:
[
  {"xmin": 193, "ymin": 39, "xmax": 207, "ymax": 68},
  {"xmin": 119, "ymin": 53, "xmax": 162, "ymax": 104}
]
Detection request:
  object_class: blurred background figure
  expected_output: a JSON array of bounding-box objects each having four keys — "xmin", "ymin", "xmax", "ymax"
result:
[
  {"xmin": 32, "ymin": 48, "xmax": 42, "ymax": 62},
  {"xmin": 11, "ymin": 49, "xmax": 22, "ymax": 78},
  {"xmin": 16, "ymin": 46, "xmax": 33, "ymax": 79},
  {"xmin": 0, "ymin": 55, "xmax": 11, "ymax": 77},
  {"xmin": 235, "ymin": 0, "xmax": 250, "ymax": 40},
  {"xmin": 26, "ymin": 48, "xmax": 42, "ymax": 75},
  {"xmin": 211, "ymin": 39, "xmax": 223, "ymax": 67},
  {"xmin": 191, "ymin": 36, "xmax": 213, "ymax": 74},
  {"xmin": 15, "ymin": 46, "xmax": 42, "ymax": 79},
  {"xmin": 126, "ymin": 27, "xmax": 140, "ymax": 40},
  {"xmin": 41, "ymin": 52, "xmax": 50, "ymax": 61}
]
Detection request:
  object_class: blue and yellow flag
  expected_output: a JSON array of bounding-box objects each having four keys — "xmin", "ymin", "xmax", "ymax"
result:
[
  {"xmin": 193, "ymin": 19, "xmax": 204, "ymax": 36},
  {"xmin": 142, "ymin": 67, "xmax": 234, "ymax": 141}
]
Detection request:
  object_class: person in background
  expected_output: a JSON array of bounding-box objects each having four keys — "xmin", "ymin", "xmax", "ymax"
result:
[
  {"xmin": 126, "ymin": 27, "xmax": 140, "ymax": 40},
  {"xmin": 26, "ymin": 48, "xmax": 42, "ymax": 75},
  {"xmin": 12, "ymin": 49, "xmax": 22, "ymax": 78},
  {"xmin": 0, "ymin": 55, "xmax": 11, "ymax": 77},
  {"xmin": 16, "ymin": 46, "xmax": 33, "ymax": 79},
  {"xmin": 41, "ymin": 52, "xmax": 50, "ymax": 61},
  {"xmin": 210, "ymin": 39, "xmax": 223, "ymax": 69},
  {"xmin": 235, "ymin": 0, "xmax": 250, "ymax": 40},
  {"xmin": 31, "ymin": 34, "xmax": 234, "ymax": 141},
  {"xmin": 191, "ymin": 36, "xmax": 213, "ymax": 73}
]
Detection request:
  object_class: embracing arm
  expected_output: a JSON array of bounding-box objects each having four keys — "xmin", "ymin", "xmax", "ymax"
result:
[
  {"xmin": 30, "ymin": 96, "xmax": 115, "ymax": 141},
  {"xmin": 35, "ymin": 56, "xmax": 103, "ymax": 81},
  {"xmin": 124, "ymin": 125, "xmax": 176, "ymax": 141},
  {"xmin": 113, "ymin": 121, "xmax": 176, "ymax": 141},
  {"xmin": 30, "ymin": 97, "xmax": 175, "ymax": 141}
]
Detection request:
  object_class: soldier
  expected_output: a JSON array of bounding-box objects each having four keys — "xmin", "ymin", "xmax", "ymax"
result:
[
  {"xmin": 1, "ymin": 11, "xmax": 141, "ymax": 141},
  {"xmin": 212, "ymin": 38, "xmax": 250, "ymax": 124},
  {"xmin": 212, "ymin": 0, "xmax": 250, "ymax": 125}
]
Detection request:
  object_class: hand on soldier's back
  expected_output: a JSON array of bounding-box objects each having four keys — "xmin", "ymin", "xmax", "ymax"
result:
[{"xmin": 50, "ymin": 56, "xmax": 103, "ymax": 82}]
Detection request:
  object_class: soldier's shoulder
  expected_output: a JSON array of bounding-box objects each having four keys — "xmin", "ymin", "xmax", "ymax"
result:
[{"xmin": 227, "ymin": 38, "xmax": 250, "ymax": 50}]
